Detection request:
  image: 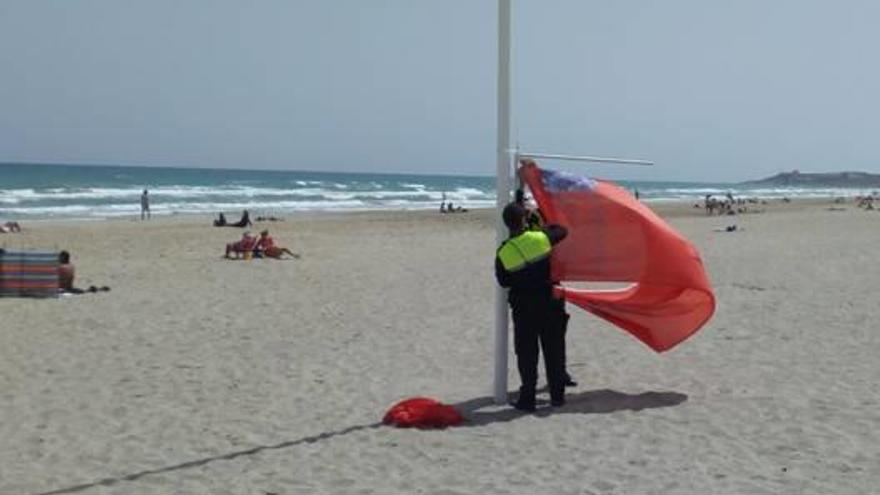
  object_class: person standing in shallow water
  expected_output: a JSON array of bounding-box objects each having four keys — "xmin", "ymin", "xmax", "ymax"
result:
[
  {"xmin": 495, "ymin": 200, "xmax": 569, "ymax": 412},
  {"xmin": 140, "ymin": 189, "xmax": 150, "ymax": 220}
]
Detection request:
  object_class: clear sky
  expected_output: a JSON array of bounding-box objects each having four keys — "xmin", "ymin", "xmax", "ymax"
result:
[{"xmin": 2, "ymin": 1, "xmax": 879, "ymax": 182}]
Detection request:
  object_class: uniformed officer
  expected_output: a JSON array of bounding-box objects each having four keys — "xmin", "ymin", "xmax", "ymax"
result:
[
  {"xmin": 495, "ymin": 201, "xmax": 569, "ymax": 412},
  {"xmin": 514, "ymin": 189, "xmax": 577, "ymax": 388}
]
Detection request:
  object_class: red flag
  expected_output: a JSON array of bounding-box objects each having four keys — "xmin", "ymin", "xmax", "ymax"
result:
[{"xmin": 519, "ymin": 161, "xmax": 715, "ymax": 352}]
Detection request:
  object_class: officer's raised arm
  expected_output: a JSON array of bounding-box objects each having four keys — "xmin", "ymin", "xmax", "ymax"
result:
[{"xmin": 543, "ymin": 224, "xmax": 568, "ymax": 246}]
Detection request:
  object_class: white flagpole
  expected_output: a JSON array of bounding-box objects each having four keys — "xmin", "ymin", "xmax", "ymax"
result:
[
  {"xmin": 493, "ymin": 0, "xmax": 512, "ymax": 405},
  {"xmin": 492, "ymin": 4, "xmax": 651, "ymax": 406}
]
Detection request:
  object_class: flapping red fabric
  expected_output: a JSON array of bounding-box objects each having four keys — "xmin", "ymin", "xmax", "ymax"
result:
[
  {"xmin": 0, "ymin": 251, "xmax": 60, "ymax": 298},
  {"xmin": 519, "ymin": 162, "xmax": 715, "ymax": 352}
]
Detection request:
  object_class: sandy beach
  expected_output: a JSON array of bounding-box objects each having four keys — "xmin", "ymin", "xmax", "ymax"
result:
[{"xmin": 2, "ymin": 200, "xmax": 879, "ymax": 494}]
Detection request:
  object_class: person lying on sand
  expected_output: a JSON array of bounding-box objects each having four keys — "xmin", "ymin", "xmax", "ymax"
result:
[
  {"xmin": 58, "ymin": 250, "xmax": 110, "ymax": 294},
  {"xmin": 213, "ymin": 212, "xmax": 227, "ymax": 227},
  {"xmin": 713, "ymin": 225, "xmax": 744, "ymax": 233},
  {"xmin": 255, "ymin": 230, "xmax": 300, "ymax": 259},
  {"xmin": 225, "ymin": 231, "xmax": 258, "ymax": 259},
  {"xmin": 0, "ymin": 221, "xmax": 22, "ymax": 233},
  {"xmin": 229, "ymin": 210, "xmax": 252, "ymax": 228},
  {"xmin": 444, "ymin": 202, "xmax": 468, "ymax": 213}
]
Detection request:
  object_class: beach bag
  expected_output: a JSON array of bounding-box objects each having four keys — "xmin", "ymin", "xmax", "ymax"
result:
[{"xmin": 383, "ymin": 397, "xmax": 463, "ymax": 428}]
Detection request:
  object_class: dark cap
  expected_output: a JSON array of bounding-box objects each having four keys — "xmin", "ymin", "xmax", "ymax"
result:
[{"xmin": 502, "ymin": 202, "xmax": 527, "ymax": 231}]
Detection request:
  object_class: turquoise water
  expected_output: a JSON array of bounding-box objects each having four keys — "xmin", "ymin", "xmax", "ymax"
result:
[{"xmin": 0, "ymin": 162, "xmax": 868, "ymax": 219}]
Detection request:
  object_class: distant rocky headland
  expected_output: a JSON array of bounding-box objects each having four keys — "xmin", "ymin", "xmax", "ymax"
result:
[{"xmin": 742, "ymin": 170, "xmax": 880, "ymax": 188}]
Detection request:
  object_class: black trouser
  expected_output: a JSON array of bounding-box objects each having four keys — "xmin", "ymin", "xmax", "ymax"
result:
[
  {"xmin": 511, "ymin": 295, "xmax": 565, "ymax": 405},
  {"xmin": 550, "ymin": 297, "xmax": 571, "ymax": 382}
]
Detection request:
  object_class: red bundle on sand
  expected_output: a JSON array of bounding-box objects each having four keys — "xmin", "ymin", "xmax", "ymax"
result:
[
  {"xmin": 520, "ymin": 161, "xmax": 715, "ymax": 352},
  {"xmin": 383, "ymin": 397, "xmax": 463, "ymax": 428}
]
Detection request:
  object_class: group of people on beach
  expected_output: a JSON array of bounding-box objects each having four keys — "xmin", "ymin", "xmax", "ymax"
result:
[
  {"xmin": 856, "ymin": 194, "xmax": 877, "ymax": 210},
  {"xmin": 214, "ymin": 209, "xmax": 298, "ymax": 259},
  {"xmin": 45, "ymin": 221, "xmax": 297, "ymax": 297},
  {"xmin": 49, "ymin": 220, "xmax": 296, "ymax": 298},
  {"xmin": 0, "ymin": 221, "xmax": 22, "ymax": 233},
  {"xmin": 214, "ymin": 210, "xmax": 286, "ymax": 227},
  {"xmin": 701, "ymin": 193, "xmax": 766, "ymax": 215},
  {"xmin": 225, "ymin": 229, "xmax": 298, "ymax": 260},
  {"xmin": 140, "ymin": 190, "xmax": 296, "ymax": 260},
  {"xmin": 438, "ymin": 191, "xmax": 469, "ymax": 214},
  {"xmin": 214, "ymin": 210, "xmax": 253, "ymax": 228},
  {"xmin": 439, "ymin": 201, "xmax": 468, "ymax": 213}
]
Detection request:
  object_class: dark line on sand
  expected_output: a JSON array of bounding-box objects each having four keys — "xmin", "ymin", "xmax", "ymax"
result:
[
  {"xmin": 35, "ymin": 389, "xmax": 686, "ymax": 494},
  {"xmin": 35, "ymin": 422, "xmax": 382, "ymax": 495}
]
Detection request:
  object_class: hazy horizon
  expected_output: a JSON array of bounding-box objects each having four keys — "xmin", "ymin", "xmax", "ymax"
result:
[
  {"xmin": 4, "ymin": 1, "xmax": 880, "ymax": 182},
  {"xmin": 8, "ymin": 159, "xmax": 879, "ymax": 187}
]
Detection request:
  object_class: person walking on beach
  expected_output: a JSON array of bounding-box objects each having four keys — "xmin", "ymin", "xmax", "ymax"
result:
[
  {"xmin": 495, "ymin": 200, "xmax": 569, "ymax": 412},
  {"xmin": 140, "ymin": 189, "xmax": 150, "ymax": 220}
]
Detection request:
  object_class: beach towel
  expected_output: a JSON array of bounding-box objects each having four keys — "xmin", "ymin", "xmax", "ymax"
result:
[
  {"xmin": 0, "ymin": 250, "xmax": 60, "ymax": 298},
  {"xmin": 519, "ymin": 161, "xmax": 715, "ymax": 352}
]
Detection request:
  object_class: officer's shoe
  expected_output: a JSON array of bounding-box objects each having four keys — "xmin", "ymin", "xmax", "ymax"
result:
[
  {"xmin": 563, "ymin": 373, "xmax": 578, "ymax": 388},
  {"xmin": 550, "ymin": 397, "xmax": 566, "ymax": 408},
  {"xmin": 510, "ymin": 400, "xmax": 536, "ymax": 413}
]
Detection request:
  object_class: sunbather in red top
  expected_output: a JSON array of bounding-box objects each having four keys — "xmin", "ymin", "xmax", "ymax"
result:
[
  {"xmin": 225, "ymin": 232, "xmax": 258, "ymax": 259},
  {"xmin": 255, "ymin": 230, "xmax": 299, "ymax": 259}
]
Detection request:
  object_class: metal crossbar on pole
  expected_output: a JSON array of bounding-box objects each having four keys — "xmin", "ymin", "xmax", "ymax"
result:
[{"xmin": 518, "ymin": 152, "xmax": 654, "ymax": 166}]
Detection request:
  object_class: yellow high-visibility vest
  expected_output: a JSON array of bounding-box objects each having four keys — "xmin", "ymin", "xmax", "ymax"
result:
[{"xmin": 497, "ymin": 231, "xmax": 552, "ymax": 272}]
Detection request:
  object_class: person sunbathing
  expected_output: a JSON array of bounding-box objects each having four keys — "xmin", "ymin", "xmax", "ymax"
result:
[
  {"xmin": 225, "ymin": 231, "xmax": 258, "ymax": 259},
  {"xmin": 213, "ymin": 212, "xmax": 227, "ymax": 227},
  {"xmin": 255, "ymin": 230, "xmax": 300, "ymax": 259},
  {"xmin": 229, "ymin": 209, "xmax": 252, "ymax": 228},
  {"xmin": 1, "ymin": 221, "xmax": 22, "ymax": 233},
  {"xmin": 59, "ymin": 250, "xmax": 75, "ymax": 291},
  {"xmin": 444, "ymin": 202, "xmax": 467, "ymax": 213},
  {"xmin": 58, "ymin": 250, "xmax": 110, "ymax": 294}
]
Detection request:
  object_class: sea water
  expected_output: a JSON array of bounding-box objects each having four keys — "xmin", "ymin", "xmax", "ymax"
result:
[{"xmin": 0, "ymin": 162, "xmax": 872, "ymax": 219}]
